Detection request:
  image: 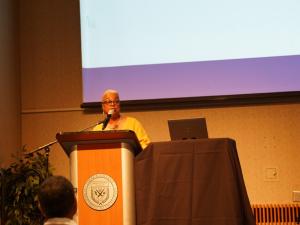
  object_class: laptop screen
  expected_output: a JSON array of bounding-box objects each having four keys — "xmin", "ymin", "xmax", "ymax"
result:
[{"xmin": 168, "ymin": 118, "xmax": 208, "ymax": 140}]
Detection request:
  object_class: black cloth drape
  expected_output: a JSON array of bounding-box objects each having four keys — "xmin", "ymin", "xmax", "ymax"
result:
[{"xmin": 135, "ymin": 138, "xmax": 255, "ymax": 225}]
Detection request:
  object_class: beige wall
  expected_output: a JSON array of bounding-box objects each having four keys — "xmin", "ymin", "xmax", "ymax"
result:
[
  {"xmin": 18, "ymin": 0, "xmax": 300, "ymax": 205},
  {"xmin": 0, "ymin": 0, "xmax": 20, "ymax": 166}
]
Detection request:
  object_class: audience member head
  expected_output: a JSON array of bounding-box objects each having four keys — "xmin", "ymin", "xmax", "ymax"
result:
[{"xmin": 38, "ymin": 175, "xmax": 77, "ymax": 219}]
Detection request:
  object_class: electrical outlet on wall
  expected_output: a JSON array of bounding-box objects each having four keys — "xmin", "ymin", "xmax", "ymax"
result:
[{"xmin": 292, "ymin": 191, "xmax": 300, "ymax": 202}]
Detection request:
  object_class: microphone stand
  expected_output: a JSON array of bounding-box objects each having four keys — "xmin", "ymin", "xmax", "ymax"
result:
[
  {"xmin": 24, "ymin": 119, "xmax": 105, "ymax": 177},
  {"xmin": 24, "ymin": 140, "xmax": 57, "ymax": 178}
]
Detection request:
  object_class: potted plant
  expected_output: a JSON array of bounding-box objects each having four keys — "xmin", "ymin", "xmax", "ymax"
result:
[{"xmin": 0, "ymin": 150, "xmax": 52, "ymax": 225}]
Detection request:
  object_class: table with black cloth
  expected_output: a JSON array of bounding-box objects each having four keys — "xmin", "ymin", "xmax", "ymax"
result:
[{"xmin": 134, "ymin": 138, "xmax": 255, "ymax": 225}]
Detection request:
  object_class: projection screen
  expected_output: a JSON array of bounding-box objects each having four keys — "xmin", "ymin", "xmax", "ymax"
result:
[{"xmin": 79, "ymin": 0, "xmax": 300, "ymax": 109}]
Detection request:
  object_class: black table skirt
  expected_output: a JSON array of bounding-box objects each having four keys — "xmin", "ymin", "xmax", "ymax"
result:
[{"xmin": 135, "ymin": 138, "xmax": 255, "ymax": 225}]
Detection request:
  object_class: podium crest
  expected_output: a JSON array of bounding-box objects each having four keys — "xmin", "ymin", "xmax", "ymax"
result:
[{"xmin": 83, "ymin": 174, "xmax": 118, "ymax": 210}]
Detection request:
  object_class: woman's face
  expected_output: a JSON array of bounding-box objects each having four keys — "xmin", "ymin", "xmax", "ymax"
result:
[{"xmin": 101, "ymin": 92, "xmax": 121, "ymax": 118}]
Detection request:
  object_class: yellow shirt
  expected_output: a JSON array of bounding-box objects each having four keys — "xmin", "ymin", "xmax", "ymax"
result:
[{"xmin": 93, "ymin": 116, "xmax": 150, "ymax": 149}]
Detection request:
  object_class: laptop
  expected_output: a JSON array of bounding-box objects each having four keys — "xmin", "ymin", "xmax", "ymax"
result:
[{"xmin": 168, "ymin": 118, "xmax": 208, "ymax": 140}]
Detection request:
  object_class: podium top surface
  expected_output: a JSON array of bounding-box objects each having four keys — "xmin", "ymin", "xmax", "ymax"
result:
[{"xmin": 56, "ymin": 130, "xmax": 142, "ymax": 156}]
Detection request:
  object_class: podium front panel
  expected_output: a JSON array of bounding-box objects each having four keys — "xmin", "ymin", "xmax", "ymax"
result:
[{"xmin": 70, "ymin": 142, "xmax": 136, "ymax": 225}]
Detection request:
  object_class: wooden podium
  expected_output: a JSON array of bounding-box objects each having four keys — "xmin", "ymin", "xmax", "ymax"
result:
[{"xmin": 56, "ymin": 130, "xmax": 142, "ymax": 225}]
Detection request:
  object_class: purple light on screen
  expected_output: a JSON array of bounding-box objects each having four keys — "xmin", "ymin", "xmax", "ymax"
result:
[{"xmin": 82, "ymin": 55, "xmax": 300, "ymax": 103}]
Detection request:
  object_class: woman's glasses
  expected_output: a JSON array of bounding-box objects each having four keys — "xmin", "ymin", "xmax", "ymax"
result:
[{"xmin": 103, "ymin": 100, "xmax": 120, "ymax": 105}]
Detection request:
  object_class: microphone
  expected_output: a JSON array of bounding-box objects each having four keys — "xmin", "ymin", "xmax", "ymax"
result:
[{"xmin": 102, "ymin": 109, "xmax": 114, "ymax": 130}]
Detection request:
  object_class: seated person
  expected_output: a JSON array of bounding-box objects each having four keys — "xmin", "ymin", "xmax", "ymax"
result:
[
  {"xmin": 38, "ymin": 175, "xmax": 77, "ymax": 225},
  {"xmin": 93, "ymin": 89, "xmax": 151, "ymax": 149}
]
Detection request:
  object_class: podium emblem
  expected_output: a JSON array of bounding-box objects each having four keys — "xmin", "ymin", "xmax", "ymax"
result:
[{"xmin": 83, "ymin": 174, "xmax": 118, "ymax": 210}]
